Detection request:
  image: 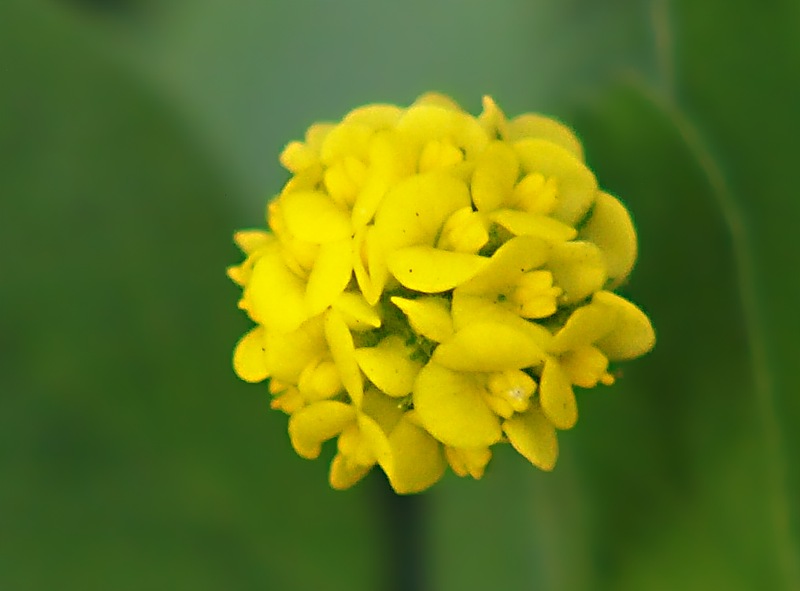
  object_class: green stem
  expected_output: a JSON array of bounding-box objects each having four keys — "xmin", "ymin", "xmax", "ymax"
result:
[{"xmin": 375, "ymin": 474, "xmax": 428, "ymax": 591}]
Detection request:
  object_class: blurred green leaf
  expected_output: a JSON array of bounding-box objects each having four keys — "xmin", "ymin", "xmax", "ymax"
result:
[{"xmin": 0, "ymin": 3, "xmax": 382, "ymax": 590}]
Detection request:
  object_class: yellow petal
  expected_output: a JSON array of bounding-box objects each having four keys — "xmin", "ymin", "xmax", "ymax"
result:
[
  {"xmin": 355, "ymin": 336, "xmax": 423, "ymax": 398},
  {"xmin": 511, "ymin": 173, "xmax": 558, "ymax": 215},
  {"xmin": 264, "ymin": 315, "xmax": 327, "ymax": 384},
  {"xmin": 269, "ymin": 204, "xmax": 320, "ymax": 274},
  {"xmin": 324, "ymin": 156, "xmax": 367, "ymax": 208},
  {"xmin": 511, "ymin": 270, "xmax": 561, "ymax": 319},
  {"xmin": 487, "ymin": 369, "xmax": 536, "ymax": 414},
  {"xmin": 579, "ymin": 191, "xmax": 637, "ymax": 288},
  {"xmin": 320, "ymin": 122, "xmax": 372, "ymax": 165},
  {"xmin": 458, "ymin": 235, "xmax": 551, "ymax": 296},
  {"xmin": 593, "ymin": 291, "xmax": 655, "ymax": 360},
  {"xmin": 548, "ymin": 241, "xmax": 607, "ymax": 304},
  {"xmin": 450, "ymin": 291, "xmax": 553, "ymax": 350},
  {"xmin": 245, "ymin": 246, "xmax": 308, "ymax": 333},
  {"xmin": 360, "ymin": 386, "xmax": 404, "ymax": 435},
  {"xmin": 387, "ymin": 246, "xmax": 489, "ymax": 293},
  {"xmin": 233, "ymin": 230, "xmax": 273, "ymax": 255},
  {"xmin": 269, "ymin": 379, "xmax": 289, "ymax": 395},
  {"xmin": 324, "ymin": 309, "xmax": 364, "ymax": 405},
  {"xmin": 412, "ymin": 92, "xmax": 464, "ymax": 111},
  {"xmin": 450, "ymin": 291, "xmax": 496, "ymax": 329},
  {"xmin": 560, "ymin": 345, "xmax": 611, "ymax": 388},
  {"xmin": 280, "ymin": 190, "xmax": 352, "ymax": 242},
  {"xmin": 232, "ymin": 326, "xmax": 269, "ymax": 383},
  {"xmin": 432, "ymin": 321, "xmax": 545, "ymax": 372},
  {"xmin": 390, "ymin": 296, "xmax": 454, "ymax": 342},
  {"xmin": 336, "ymin": 410, "xmax": 394, "ymax": 471},
  {"xmin": 550, "ymin": 301, "xmax": 615, "ymax": 354},
  {"xmin": 305, "ymin": 239, "xmax": 353, "ymax": 316},
  {"xmin": 279, "ymin": 239, "xmax": 320, "ymax": 279},
  {"xmin": 380, "ymin": 413, "xmax": 446, "ymax": 494},
  {"xmin": 471, "ymin": 141, "xmax": 519, "ymax": 212},
  {"xmin": 281, "ymin": 166, "xmax": 325, "ymax": 197},
  {"xmin": 478, "ymin": 95, "xmax": 508, "ymax": 139},
  {"xmin": 359, "ymin": 409, "xmax": 394, "ymax": 457},
  {"xmin": 505, "ymin": 113, "xmax": 584, "ymax": 161},
  {"xmin": 351, "ymin": 130, "xmax": 416, "ymax": 227},
  {"xmin": 305, "ymin": 122, "xmax": 334, "ymax": 152},
  {"xmin": 228, "ymin": 236, "xmax": 274, "ymax": 286},
  {"xmin": 482, "ymin": 391, "xmax": 515, "ymax": 419},
  {"xmin": 280, "ymin": 141, "xmax": 318, "ymax": 173},
  {"xmin": 226, "ymin": 263, "xmax": 248, "ymax": 287},
  {"xmin": 329, "ymin": 453, "xmax": 372, "ymax": 490},
  {"xmin": 298, "ymin": 359, "xmax": 343, "ymax": 401},
  {"xmin": 270, "ymin": 387, "xmax": 305, "ymax": 415},
  {"xmin": 539, "ymin": 358, "xmax": 577, "ymax": 429},
  {"xmin": 332, "ymin": 291, "xmax": 382, "ymax": 331},
  {"xmin": 337, "ymin": 421, "xmax": 377, "ymax": 466},
  {"xmin": 288, "ymin": 400, "xmax": 356, "ymax": 459},
  {"xmin": 513, "ymin": 138, "xmax": 597, "ymax": 225},
  {"xmin": 397, "ymin": 104, "xmax": 489, "ymax": 158},
  {"xmin": 374, "ymin": 173, "xmax": 471, "ymax": 251},
  {"xmin": 343, "ymin": 104, "xmax": 403, "ymax": 129},
  {"xmin": 413, "ymin": 363, "xmax": 502, "ymax": 448},
  {"xmin": 490, "ymin": 209, "xmax": 577, "ymax": 242},
  {"xmin": 419, "ymin": 139, "xmax": 465, "ymax": 173},
  {"xmin": 502, "ymin": 405, "xmax": 558, "ymax": 470},
  {"xmin": 436, "ymin": 207, "xmax": 489, "ymax": 253},
  {"xmin": 352, "ymin": 225, "xmax": 389, "ymax": 306},
  {"xmin": 445, "ymin": 446, "xmax": 492, "ymax": 479}
]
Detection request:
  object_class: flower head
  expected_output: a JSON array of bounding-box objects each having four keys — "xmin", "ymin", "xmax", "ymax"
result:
[{"xmin": 229, "ymin": 93, "xmax": 654, "ymax": 493}]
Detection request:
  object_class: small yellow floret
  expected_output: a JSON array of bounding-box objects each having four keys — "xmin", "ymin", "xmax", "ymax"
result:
[
  {"xmin": 560, "ymin": 345, "xmax": 615, "ymax": 388},
  {"xmin": 510, "ymin": 270, "xmax": 562, "ymax": 319},
  {"xmin": 419, "ymin": 139, "xmax": 464, "ymax": 172},
  {"xmin": 298, "ymin": 359, "xmax": 343, "ymax": 401},
  {"xmin": 445, "ymin": 446, "xmax": 492, "ymax": 479},
  {"xmin": 324, "ymin": 156, "xmax": 368, "ymax": 207},
  {"xmin": 486, "ymin": 369, "xmax": 536, "ymax": 417},
  {"xmin": 270, "ymin": 386, "xmax": 305, "ymax": 414},
  {"xmin": 280, "ymin": 141, "xmax": 318, "ymax": 173},
  {"xmin": 512, "ymin": 173, "xmax": 558, "ymax": 214},
  {"xmin": 437, "ymin": 207, "xmax": 489, "ymax": 254}
]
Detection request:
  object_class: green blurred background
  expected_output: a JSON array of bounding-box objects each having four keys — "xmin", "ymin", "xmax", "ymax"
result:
[{"xmin": 2, "ymin": 0, "xmax": 798, "ymax": 589}]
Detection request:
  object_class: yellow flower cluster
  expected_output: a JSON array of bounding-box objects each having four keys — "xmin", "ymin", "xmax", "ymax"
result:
[{"xmin": 228, "ymin": 93, "xmax": 655, "ymax": 494}]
